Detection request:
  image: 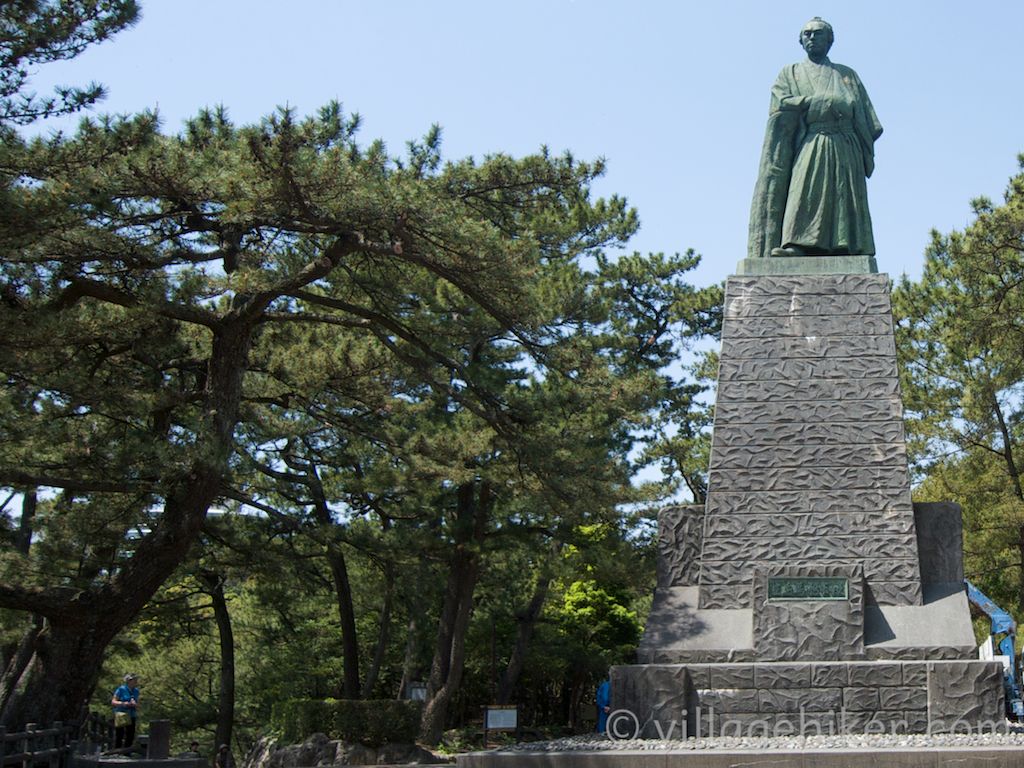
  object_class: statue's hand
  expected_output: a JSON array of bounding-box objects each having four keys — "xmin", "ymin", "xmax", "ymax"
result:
[{"xmin": 778, "ymin": 95, "xmax": 808, "ymax": 112}]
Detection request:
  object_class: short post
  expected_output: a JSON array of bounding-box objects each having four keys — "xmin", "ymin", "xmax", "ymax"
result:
[
  {"xmin": 147, "ymin": 720, "xmax": 170, "ymax": 760},
  {"xmin": 23, "ymin": 724, "xmax": 36, "ymax": 768},
  {"xmin": 50, "ymin": 722, "xmax": 62, "ymax": 768}
]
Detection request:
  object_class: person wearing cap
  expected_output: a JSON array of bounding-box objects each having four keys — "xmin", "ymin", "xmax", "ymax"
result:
[
  {"xmin": 111, "ymin": 673, "xmax": 140, "ymax": 748},
  {"xmin": 215, "ymin": 743, "xmax": 232, "ymax": 768}
]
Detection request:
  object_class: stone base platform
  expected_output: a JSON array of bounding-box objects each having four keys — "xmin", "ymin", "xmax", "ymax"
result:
[
  {"xmin": 457, "ymin": 745, "xmax": 1024, "ymax": 768},
  {"xmin": 610, "ymin": 660, "xmax": 1005, "ymax": 737}
]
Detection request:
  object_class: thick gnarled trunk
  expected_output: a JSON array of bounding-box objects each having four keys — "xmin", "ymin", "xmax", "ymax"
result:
[
  {"xmin": 0, "ymin": 319, "xmax": 255, "ymax": 727},
  {"xmin": 418, "ymin": 481, "xmax": 490, "ymax": 744}
]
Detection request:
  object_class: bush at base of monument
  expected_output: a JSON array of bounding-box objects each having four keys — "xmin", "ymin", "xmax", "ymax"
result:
[{"xmin": 271, "ymin": 699, "xmax": 423, "ymax": 747}]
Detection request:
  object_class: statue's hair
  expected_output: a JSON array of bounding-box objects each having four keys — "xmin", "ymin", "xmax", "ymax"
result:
[{"xmin": 799, "ymin": 17, "xmax": 834, "ymax": 46}]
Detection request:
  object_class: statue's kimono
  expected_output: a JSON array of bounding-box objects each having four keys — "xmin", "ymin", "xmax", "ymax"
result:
[{"xmin": 748, "ymin": 58, "xmax": 882, "ymax": 259}]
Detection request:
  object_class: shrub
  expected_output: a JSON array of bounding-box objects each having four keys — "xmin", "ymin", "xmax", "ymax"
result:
[{"xmin": 271, "ymin": 699, "xmax": 423, "ymax": 747}]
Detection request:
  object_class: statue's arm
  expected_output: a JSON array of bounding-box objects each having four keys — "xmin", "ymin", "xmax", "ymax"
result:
[{"xmin": 770, "ymin": 65, "xmax": 808, "ymax": 114}]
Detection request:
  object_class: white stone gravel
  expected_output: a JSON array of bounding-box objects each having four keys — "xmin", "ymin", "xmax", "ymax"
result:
[{"xmin": 499, "ymin": 724, "xmax": 1024, "ymax": 752}]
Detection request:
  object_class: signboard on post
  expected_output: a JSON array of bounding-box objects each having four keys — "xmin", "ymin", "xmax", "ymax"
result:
[
  {"xmin": 484, "ymin": 706, "xmax": 517, "ymax": 731},
  {"xmin": 483, "ymin": 705, "xmax": 518, "ymax": 747}
]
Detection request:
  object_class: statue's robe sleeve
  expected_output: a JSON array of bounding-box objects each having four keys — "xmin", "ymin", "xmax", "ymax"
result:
[
  {"xmin": 747, "ymin": 66, "xmax": 804, "ymax": 259},
  {"xmin": 845, "ymin": 65, "xmax": 883, "ymax": 178}
]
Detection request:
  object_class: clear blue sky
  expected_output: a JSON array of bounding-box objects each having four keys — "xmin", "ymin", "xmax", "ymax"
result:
[{"xmin": 24, "ymin": 1, "xmax": 1024, "ymax": 289}]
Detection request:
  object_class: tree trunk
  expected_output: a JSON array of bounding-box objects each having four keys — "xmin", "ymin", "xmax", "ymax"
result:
[
  {"xmin": 495, "ymin": 577, "xmax": 549, "ymax": 704},
  {"xmin": 204, "ymin": 574, "xmax": 235, "ymax": 752},
  {"xmin": 0, "ymin": 611, "xmax": 119, "ymax": 726},
  {"xmin": 324, "ymin": 546, "xmax": 361, "ymax": 699},
  {"xmin": 418, "ymin": 481, "xmax": 489, "ymax": 744},
  {"xmin": 0, "ymin": 616, "xmax": 43, "ymax": 718},
  {"xmin": 990, "ymin": 391, "xmax": 1024, "ymax": 611},
  {"xmin": 361, "ymin": 565, "xmax": 393, "ymax": 699},
  {"xmin": 0, "ymin": 319, "xmax": 256, "ymax": 727},
  {"xmin": 0, "ymin": 492, "xmax": 42, "ymax": 714},
  {"xmin": 397, "ymin": 615, "xmax": 419, "ymax": 700},
  {"xmin": 14, "ymin": 490, "xmax": 36, "ymax": 556},
  {"xmin": 303, "ymin": 462, "xmax": 362, "ymax": 700}
]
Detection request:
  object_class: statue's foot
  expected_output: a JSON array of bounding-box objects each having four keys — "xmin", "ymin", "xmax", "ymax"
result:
[{"xmin": 770, "ymin": 246, "xmax": 808, "ymax": 257}]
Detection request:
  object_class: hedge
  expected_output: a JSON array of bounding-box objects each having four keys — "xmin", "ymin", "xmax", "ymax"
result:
[{"xmin": 271, "ymin": 698, "xmax": 423, "ymax": 747}]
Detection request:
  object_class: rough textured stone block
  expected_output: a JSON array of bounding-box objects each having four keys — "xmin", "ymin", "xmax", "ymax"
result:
[
  {"xmin": 629, "ymin": 270, "xmax": 986, "ymax": 722},
  {"xmin": 702, "ymin": 534, "xmax": 918, "ymax": 563},
  {"xmin": 848, "ymin": 662, "xmax": 903, "ymax": 687},
  {"xmin": 842, "ymin": 710, "xmax": 914, "ymax": 735},
  {"xmin": 727, "ymin": 273, "xmax": 890, "ymax": 295},
  {"xmin": 718, "ymin": 356, "xmax": 899, "ymax": 383},
  {"xmin": 721, "ymin": 334, "xmax": 896, "ymax": 360},
  {"xmin": 710, "ymin": 442, "xmax": 907, "ymax": 469},
  {"xmin": 902, "ymin": 663, "xmax": 928, "ymax": 686},
  {"xmin": 904, "ymin": 709, "xmax": 930, "ymax": 733},
  {"xmin": 866, "ymin": 581, "xmax": 924, "ymax": 605},
  {"xmin": 759, "ymin": 687, "xmax": 842, "ymax": 713},
  {"xmin": 705, "ymin": 488, "xmax": 912, "ymax": 515},
  {"xmin": 685, "ymin": 664, "xmax": 711, "ymax": 689},
  {"xmin": 697, "ymin": 584, "xmax": 751, "ymax": 609},
  {"xmin": 811, "ymin": 663, "xmax": 848, "ymax": 687},
  {"xmin": 704, "ymin": 512, "xmax": 915, "ymax": 539},
  {"xmin": 700, "ymin": 557, "xmax": 920, "ymax": 585},
  {"xmin": 843, "ymin": 686, "xmax": 881, "ymax": 711},
  {"xmin": 693, "ymin": 687, "xmax": 759, "ymax": 713},
  {"xmin": 708, "ymin": 466, "xmax": 909, "ymax": 492},
  {"xmin": 709, "ymin": 664, "xmax": 755, "ymax": 689},
  {"xmin": 724, "ymin": 292, "xmax": 890, "ymax": 318},
  {"xmin": 927, "ymin": 661, "xmax": 1006, "ymax": 731},
  {"xmin": 880, "ymin": 686, "xmax": 927, "ymax": 710},
  {"xmin": 861, "ymin": 560, "xmax": 921, "ymax": 582},
  {"xmin": 752, "ymin": 566, "xmax": 864, "ymax": 661},
  {"xmin": 915, "ymin": 502, "xmax": 965, "ymax": 584},
  {"xmin": 718, "ymin": 377, "xmax": 901, "ymax": 403},
  {"xmin": 754, "ymin": 663, "xmax": 811, "ymax": 689},
  {"xmin": 712, "ymin": 419, "xmax": 905, "ymax": 446},
  {"xmin": 657, "ymin": 505, "xmax": 703, "ymax": 587},
  {"xmin": 608, "ymin": 664, "xmax": 692, "ymax": 740},
  {"xmin": 722, "ymin": 313, "xmax": 894, "ymax": 339},
  {"xmin": 715, "ymin": 396, "xmax": 903, "ymax": 424}
]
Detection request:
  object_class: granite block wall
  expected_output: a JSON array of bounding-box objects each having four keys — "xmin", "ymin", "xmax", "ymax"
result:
[
  {"xmin": 699, "ymin": 274, "xmax": 922, "ymax": 610},
  {"xmin": 610, "ymin": 661, "xmax": 1006, "ymax": 738}
]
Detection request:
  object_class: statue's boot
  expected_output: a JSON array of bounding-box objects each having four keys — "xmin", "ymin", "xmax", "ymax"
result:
[{"xmin": 770, "ymin": 245, "xmax": 810, "ymax": 257}]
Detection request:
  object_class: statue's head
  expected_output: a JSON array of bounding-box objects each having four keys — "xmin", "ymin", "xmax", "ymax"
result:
[{"xmin": 799, "ymin": 17, "xmax": 833, "ymax": 60}]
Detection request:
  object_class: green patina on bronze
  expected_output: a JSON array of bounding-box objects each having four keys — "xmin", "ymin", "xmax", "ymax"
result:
[
  {"xmin": 748, "ymin": 17, "xmax": 882, "ymax": 260},
  {"xmin": 767, "ymin": 577, "xmax": 849, "ymax": 601}
]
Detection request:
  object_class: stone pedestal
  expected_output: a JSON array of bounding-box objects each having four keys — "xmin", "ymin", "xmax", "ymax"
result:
[{"xmin": 613, "ymin": 257, "xmax": 1003, "ymax": 735}]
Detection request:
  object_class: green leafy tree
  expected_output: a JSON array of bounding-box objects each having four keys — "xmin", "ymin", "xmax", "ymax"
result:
[
  {"xmin": 0, "ymin": 100, "xmax": 650, "ymax": 725},
  {"xmin": 893, "ymin": 156, "xmax": 1024, "ymax": 613},
  {"xmin": 0, "ymin": 1, "xmax": 139, "ymax": 129}
]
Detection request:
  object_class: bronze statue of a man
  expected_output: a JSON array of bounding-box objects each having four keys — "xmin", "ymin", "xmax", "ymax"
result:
[{"xmin": 748, "ymin": 18, "xmax": 882, "ymax": 259}]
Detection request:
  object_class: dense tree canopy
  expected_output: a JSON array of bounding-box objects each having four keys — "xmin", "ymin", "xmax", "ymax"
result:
[
  {"xmin": 894, "ymin": 156, "xmax": 1024, "ymax": 614},
  {"xmin": 0, "ymin": 0, "xmax": 724, "ymax": 744},
  {"xmin": 0, "ymin": 1, "xmax": 139, "ymax": 128},
  {"xmin": 0, "ymin": 92, "xmax": 719, "ymax": 735}
]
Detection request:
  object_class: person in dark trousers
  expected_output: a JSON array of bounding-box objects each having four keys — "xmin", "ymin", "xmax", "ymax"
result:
[
  {"xmin": 596, "ymin": 679, "xmax": 611, "ymax": 734},
  {"xmin": 215, "ymin": 743, "xmax": 232, "ymax": 768},
  {"xmin": 111, "ymin": 673, "xmax": 140, "ymax": 748}
]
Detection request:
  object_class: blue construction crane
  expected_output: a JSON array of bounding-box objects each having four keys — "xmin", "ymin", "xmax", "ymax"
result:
[{"xmin": 964, "ymin": 579, "xmax": 1024, "ymax": 719}]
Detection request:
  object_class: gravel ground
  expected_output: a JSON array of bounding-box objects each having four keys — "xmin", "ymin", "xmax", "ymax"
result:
[{"xmin": 498, "ymin": 724, "xmax": 1024, "ymax": 752}]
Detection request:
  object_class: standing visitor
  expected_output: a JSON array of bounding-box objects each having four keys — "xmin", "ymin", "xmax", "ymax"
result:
[
  {"xmin": 595, "ymin": 679, "xmax": 611, "ymax": 734},
  {"xmin": 111, "ymin": 673, "xmax": 140, "ymax": 748},
  {"xmin": 215, "ymin": 743, "xmax": 233, "ymax": 768}
]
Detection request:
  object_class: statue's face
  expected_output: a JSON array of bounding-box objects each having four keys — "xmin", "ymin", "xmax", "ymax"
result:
[{"xmin": 800, "ymin": 22, "xmax": 833, "ymax": 58}]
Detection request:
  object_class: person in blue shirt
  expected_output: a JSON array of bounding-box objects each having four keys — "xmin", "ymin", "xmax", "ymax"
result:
[
  {"xmin": 596, "ymin": 679, "xmax": 611, "ymax": 734},
  {"xmin": 111, "ymin": 673, "xmax": 140, "ymax": 748}
]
